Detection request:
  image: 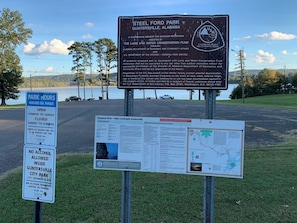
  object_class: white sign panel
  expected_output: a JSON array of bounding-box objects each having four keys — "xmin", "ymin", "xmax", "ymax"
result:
[
  {"xmin": 25, "ymin": 92, "xmax": 58, "ymax": 146},
  {"xmin": 22, "ymin": 146, "xmax": 56, "ymax": 203},
  {"xmin": 94, "ymin": 116, "xmax": 245, "ymax": 178}
]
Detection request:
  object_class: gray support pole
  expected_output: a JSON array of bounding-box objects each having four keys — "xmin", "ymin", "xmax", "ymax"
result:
[
  {"xmin": 124, "ymin": 89, "xmax": 134, "ymax": 116},
  {"xmin": 203, "ymin": 89, "xmax": 216, "ymax": 223},
  {"xmin": 121, "ymin": 89, "xmax": 134, "ymax": 223},
  {"xmin": 34, "ymin": 201, "xmax": 42, "ymax": 223}
]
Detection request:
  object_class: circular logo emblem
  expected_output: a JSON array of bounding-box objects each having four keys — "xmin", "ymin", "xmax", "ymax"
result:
[
  {"xmin": 96, "ymin": 161, "xmax": 103, "ymax": 168},
  {"xmin": 198, "ymin": 25, "xmax": 217, "ymax": 44}
]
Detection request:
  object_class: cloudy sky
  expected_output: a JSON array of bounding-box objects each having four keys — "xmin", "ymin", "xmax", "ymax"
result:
[{"xmin": 2, "ymin": 0, "xmax": 297, "ymax": 77}]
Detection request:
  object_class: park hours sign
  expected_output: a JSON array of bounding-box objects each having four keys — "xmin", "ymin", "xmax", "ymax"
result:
[
  {"xmin": 24, "ymin": 92, "xmax": 58, "ymax": 147},
  {"xmin": 23, "ymin": 92, "xmax": 58, "ymax": 203}
]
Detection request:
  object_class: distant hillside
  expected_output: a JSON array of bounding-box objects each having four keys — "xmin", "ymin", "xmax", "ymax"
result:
[
  {"xmin": 21, "ymin": 69, "xmax": 297, "ymax": 88},
  {"xmin": 21, "ymin": 73, "xmax": 117, "ymax": 88}
]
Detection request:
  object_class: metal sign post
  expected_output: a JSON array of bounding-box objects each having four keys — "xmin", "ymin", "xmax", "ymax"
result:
[
  {"xmin": 203, "ymin": 89, "xmax": 216, "ymax": 223},
  {"xmin": 34, "ymin": 201, "xmax": 42, "ymax": 223},
  {"xmin": 121, "ymin": 89, "xmax": 134, "ymax": 223}
]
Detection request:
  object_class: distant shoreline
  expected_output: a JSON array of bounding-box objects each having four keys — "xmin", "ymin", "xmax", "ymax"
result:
[{"xmin": 19, "ymin": 86, "xmax": 118, "ymax": 91}]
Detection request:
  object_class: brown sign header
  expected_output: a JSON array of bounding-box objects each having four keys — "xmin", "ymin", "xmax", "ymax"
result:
[{"xmin": 118, "ymin": 15, "xmax": 229, "ymax": 89}]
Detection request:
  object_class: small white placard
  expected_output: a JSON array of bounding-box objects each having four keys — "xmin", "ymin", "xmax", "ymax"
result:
[{"xmin": 22, "ymin": 146, "xmax": 56, "ymax": 203}]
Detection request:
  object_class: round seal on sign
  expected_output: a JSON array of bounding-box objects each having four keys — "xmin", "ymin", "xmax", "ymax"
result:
[
  {"xmin": 199, "ymin": 24, "xmax": 217, "ymax": 44},
  {"xmin": 96, "ymin": 161, "xmax": 103, "ymax": 168}
]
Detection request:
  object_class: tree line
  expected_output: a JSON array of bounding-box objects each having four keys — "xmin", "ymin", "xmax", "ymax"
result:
[
  {"xmin": 230, "ymin": 68, "xmax": 297, "ymax": 99},
  {"xmin": 67, "ymin": 39, "xmax": 117, "ymax": 100},
  {"xmin": 20, "ymin": 73, "xmax": 117, "ymax": 88}
]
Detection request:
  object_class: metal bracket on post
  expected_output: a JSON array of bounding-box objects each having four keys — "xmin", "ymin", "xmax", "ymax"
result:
[
  {"xmin": 121, "ymin": 89, "xmax": 134, "ymax": 223},
  {"xmin": 203, "ymin": 89, "xmax": 216, "ymax": 223}
]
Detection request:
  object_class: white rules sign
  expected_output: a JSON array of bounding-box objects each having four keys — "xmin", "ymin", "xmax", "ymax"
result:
[{"xmin": 22, "ymin": 146, "xmax": 56, "ymax": 203}]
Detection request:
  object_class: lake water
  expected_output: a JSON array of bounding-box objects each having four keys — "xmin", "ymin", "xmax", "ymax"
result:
[{"xmin": 6, "ymin": 84, "xmax": 238, "ymax": 105}]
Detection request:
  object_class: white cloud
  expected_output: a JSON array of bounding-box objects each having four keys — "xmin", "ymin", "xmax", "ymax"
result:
[
  {"xmin": 44, "ymin": 66, "xmax": 54, "ymax": 72},
  {"xmin": 234, "ymin": 36, "xmax": 251, "ymax": 41},
  {"xmin": 85, "ymin": 22, "xmax": 94, "ymax": 27},
  {"xmin": 82, "ymin": 34, "xmax": 94, "ymax": 39},
  {"xmin": 23, "ymin": 43, "xmax": 36, "ymax": 53},
  {"xmin": 256, "ymin": 31, "xmax": 296, "ymax": 40},
  {"xmin": 254, "ymin": 50, "xmax": 275, "ymax": 64},
  {"xmin": 23, "ymin": 39, "xmax": 75, "ymax": 55},
  {"xmin": 281, "ymin": 50, "xmax": 288, "ymax": 55}
]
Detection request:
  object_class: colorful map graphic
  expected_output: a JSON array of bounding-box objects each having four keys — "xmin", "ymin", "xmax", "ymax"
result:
[{"xmin": 187, "ymin": 128, "xmax": 243, "ymax": 177}]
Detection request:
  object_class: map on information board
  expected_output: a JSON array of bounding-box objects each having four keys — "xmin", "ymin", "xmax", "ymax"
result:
[
  {"xmin": 94, "ymin": 116, "xmax": 245, "ymax": 178},
  {"xmin": 187, "ymin": 128, "xmax": 243, "ymax": 178}
]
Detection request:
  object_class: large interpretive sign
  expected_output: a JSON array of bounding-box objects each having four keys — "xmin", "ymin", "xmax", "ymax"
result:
[
  {"xmin": 118, "ymin": 15, "xmax": 229, "ymax": 89},
  {"xmin": 94, "ymin": 116, "xmax": 244, "ymax": 178}
]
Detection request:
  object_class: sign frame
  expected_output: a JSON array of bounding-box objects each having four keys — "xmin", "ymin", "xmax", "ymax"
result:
[
  {"xmin": 118, "ymin": 15, "xmax": 229, "ymax": 90},
  {"xmin": 24, "ymin": 92, "xmax": 58, "ymax": 147},
  {"xmin": 94, "ymin": 115, "xmax": 244, "ymax": 179},
  {"xmin": 22, "ymin": 145, "xmax": 56, "ymax": 203}
]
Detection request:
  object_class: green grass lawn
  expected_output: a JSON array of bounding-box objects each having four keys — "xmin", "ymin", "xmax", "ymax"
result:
[
  {"xmin": 1, "ymin": 149, "xmax": 297, "ymax": 223},
  {"xmin": 218, "ymin": 93, "xmax": 297, "ymax": 109}
]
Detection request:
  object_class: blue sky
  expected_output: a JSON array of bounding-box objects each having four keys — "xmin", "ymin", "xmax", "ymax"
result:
[{"xmin": 2, "ymin": 0, "xmax": 297, "ymax": 77}]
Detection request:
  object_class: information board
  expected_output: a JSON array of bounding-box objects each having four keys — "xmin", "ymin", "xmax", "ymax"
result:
[
  {"xmin": 25, "ymin": 92, "xmax": 58, "ymax": 147},
  {"xmin": 22, "ymin": 146, "xmax": 56, "ymax": 203},
  {"xmin": 118, "ymin": 15, "xmax": 229, "ymax": 89},
  {"xmin": 94, "ymin": 116, "xmax": 244, "ymax": 178}
]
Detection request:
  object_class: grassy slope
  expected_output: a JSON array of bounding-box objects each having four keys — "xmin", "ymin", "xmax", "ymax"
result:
[
  {"xmin": 1, "ymin": 150, "xmax": 297, "ymax": 223},
  {"xmin": 218, "ymin": 93, "xmax": 297, "ymax": 109}
]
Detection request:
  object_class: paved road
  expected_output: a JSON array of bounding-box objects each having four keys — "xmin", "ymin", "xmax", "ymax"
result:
[{"xmin": 1, "ymin": 99, "xmax": 297, "ymax": 176}]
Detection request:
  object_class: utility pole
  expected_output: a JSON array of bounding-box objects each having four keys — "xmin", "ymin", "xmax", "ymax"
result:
[
  {"xmin": 29, "ymin": 71, "xmax": 37, "ymax": 91},
  {"xmin": 232, "ymin": 49, "xmax": 245, "ymax": 103},
  {"xmin": 239, "ymin": 49, "xmax": 245, "ymax": 103}
]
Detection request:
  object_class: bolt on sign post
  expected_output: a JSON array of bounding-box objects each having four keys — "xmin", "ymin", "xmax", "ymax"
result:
[{"xmin": 22, "ymin": 92, "xmax": 58, "ymax": 223}]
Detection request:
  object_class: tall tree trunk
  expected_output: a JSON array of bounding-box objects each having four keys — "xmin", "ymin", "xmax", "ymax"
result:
[
  {"xmin": 105, "ymin": 66, "xmax": 109, "ymax": 100},
  {"xmin": 77, "ymin": 81, "xmax": 80, "ymax": 98},
  {"xmin": 83, "ymin": 72, "xmax": 86, "ymax": 100},
  {"xmin": 100, "ymin": 73, "xmax": 104, "ymax": 100},
  {"xmin": 1, "ymin": 96, "xmax": 6, "ymax": 105},
  {"xmin": 0, "ymin": 82, "xmax": 6, "ymax": 105}
]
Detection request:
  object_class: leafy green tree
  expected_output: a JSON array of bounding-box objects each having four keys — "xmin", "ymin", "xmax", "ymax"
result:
[
  {"xmin": 68, "ymin": 42, "xmax": 85, "ymax": 98},
  {"xmin": 83, "ymin": 42, "xmax": 95, "ymax": 98},
  {"xmin": 94, "ymin": 38, "xmax": 117, "ymax": 100},
  {"xmin": 230, "ymin": 68, "xmax": 287, "ymax": 99},
  {"xmin": 0, "ymin": 8, "xmax": 33, "ymax": 105},
  {"xmin": 68, "ymin": 41, "xmax": 95, "ymax": 99},
  {"xmin": 292, "ymin": 73, "xmax": 297, "ymax": 88},
  {"xmin": 94, "ymin": 39, "xmax": 105, "ymax": 99},
  {"xmin": 254, "ymin": 69, "xmax": 284, "ymax": 95}
]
